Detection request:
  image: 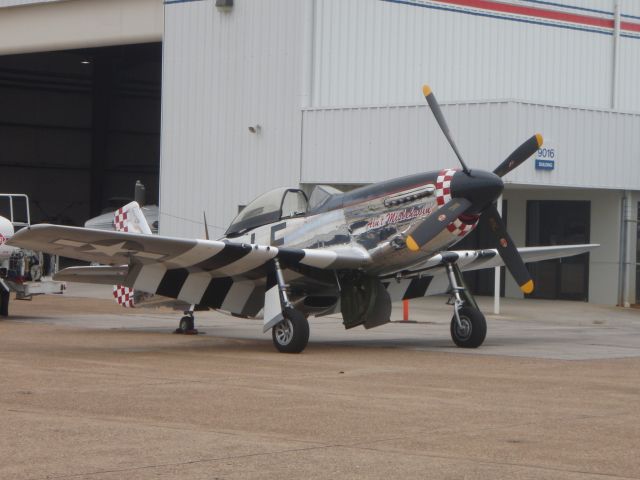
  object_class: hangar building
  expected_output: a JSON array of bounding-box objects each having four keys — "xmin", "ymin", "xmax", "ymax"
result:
[{"xmin": 1, "ymin": 0, "xmax": 639, "ymax": 306}]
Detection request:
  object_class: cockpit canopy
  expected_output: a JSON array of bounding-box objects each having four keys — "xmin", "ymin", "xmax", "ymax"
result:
[
  {"xmin": 226, "ymin": 187, "xmax": 308, "ymax": 236},
  {"xmin": 308, "ymin": 184, "xmax": 343, "ymax": 211}
]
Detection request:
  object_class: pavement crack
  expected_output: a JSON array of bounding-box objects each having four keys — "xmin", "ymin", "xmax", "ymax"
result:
[
  {"xmin": 5, "ymin": 406, "xmax": 324, "ymax": 446},
  {"xmin": 31, "ymin": 444, "xmax": 337, "ymax": 480},
  {"xmin": 340, "ymin": 444, "xmax": 640, "ymax": 479}
]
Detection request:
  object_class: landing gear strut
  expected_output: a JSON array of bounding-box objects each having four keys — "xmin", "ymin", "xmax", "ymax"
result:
[
  {"xmin": 268, "ymin": 259, "xmax": 309, "ymax": 353},
  {"xmin": 0, "ymin": 282, "xmax": 9, "ymax": 317},
  {"xmin": 444, "ymin": 259, "xmax": 486, "ymax": 348},
  {"xmin": 175, "ymin": 304, "xmax": 198, "ymax": 334}
]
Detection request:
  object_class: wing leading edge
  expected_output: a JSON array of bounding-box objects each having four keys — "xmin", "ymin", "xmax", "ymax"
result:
[
  {"xmin": 8, "ymin": 224, "xmax": 371, "ymax": 271},
  {"xmin": 382, "ymin": 244, "xmax": 598, "ymax": 302}
]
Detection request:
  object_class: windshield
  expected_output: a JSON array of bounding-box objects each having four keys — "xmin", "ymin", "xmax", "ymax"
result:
[
  {"xmin": 309, "ymin": 185, "xmax": 342, "ymax": 210},
  {"xmin": 226, "ymin": 187, "xmax": 308, "ymax": 236}
]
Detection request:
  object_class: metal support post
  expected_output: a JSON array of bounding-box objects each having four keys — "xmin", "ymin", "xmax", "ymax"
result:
[{"xmin": 494, "ymin": 195, "xmax": 502, "ymax": 314}]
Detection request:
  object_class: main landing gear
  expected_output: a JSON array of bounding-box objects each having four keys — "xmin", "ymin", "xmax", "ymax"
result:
[
  {"xmin": 272, "ymin": 307, "xmax": 309, "ymax": 353},
  {"xmin": 269, "ymin": 259, "xmax": 309, "ymax": 353},
  {"xmin": 444, "ymin": 258, "xmax": 487, "ymax": 348},
  {"xmin": 0, "ymin": 282, "xmax": 9, "ymax": 317},
  {"xmin": 175, "ymin": 305, "xmax": 199, "ymax": 335}
]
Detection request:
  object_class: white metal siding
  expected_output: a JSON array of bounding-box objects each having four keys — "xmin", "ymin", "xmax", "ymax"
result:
[
  {"xmin": 558, "ymin": 0, "xmax": 640, "ymax": 14},
  {"xmin": 310, "ymin": 0, "xmax": 640, "ymax": 111},
  {"xmin": 160, "ymin": 0, "xmax": 305, "ymax": 239},
  {"xmin": 160, "ymin": 0, "xmax": 640, "ymax": 239},
  {"xmin": 621, "ymin": 0, "xmax": 640, "ymax": 16},
  {"xmin": 617, "ymin": 36, "xmax": 640, "ymax": 110},
  {"xmin": 301, "ymin": 102, "xmax": 640, "ymax": 190}
]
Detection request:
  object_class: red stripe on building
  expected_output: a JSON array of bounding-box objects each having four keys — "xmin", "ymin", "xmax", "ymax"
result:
[
  {"xmin": 621, "ymin": 21, "xmax": 640, "ymax": 33},
  {"xmin": 432, "ymin": 0, "xmax": 616, "ymax": 29}
]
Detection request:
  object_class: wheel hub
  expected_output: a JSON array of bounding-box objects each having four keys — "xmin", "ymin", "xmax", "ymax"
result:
[
  {"xmin": 274, "ymin": 318, "xmax": 294, "ymax": 345},
  {"xmin": 455, "ymin": 316, "xmax": 472, "ymax": 341}
]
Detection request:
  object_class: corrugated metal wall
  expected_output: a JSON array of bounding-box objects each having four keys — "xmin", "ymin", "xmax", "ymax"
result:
[
  {"xmin": 301, "ymin": 101, "xmax": 640, "ymax": 190},
  {"xmin": 550, "ymin": 0, "xmax": 640, "ymax": 15},
  {"xmin": 617, "ymin": 35, "xmax": 640, "ymax": 109},
  {"xmin": 310, "ymin": 0, "xmax": 640, "ymax": 112},
  {"xmin": 623, "ymin": 1, "xmax": 640, "ymax": 16},
  {"xmin": 161, "ymin": 0, "xmax": 640, "ymax": 238},
  {"xmin": 160, "ymin": 0, "xmax": 305, "ymax": 238}
]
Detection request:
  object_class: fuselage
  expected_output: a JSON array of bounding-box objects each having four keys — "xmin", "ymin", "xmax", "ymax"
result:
[
  {"xmin": 0, "ymin": 216, "xmax": 17, "ymax": 261},
  {"xmin": 225, "ymin": 169, "xmax": 483, "ymax": 277}
]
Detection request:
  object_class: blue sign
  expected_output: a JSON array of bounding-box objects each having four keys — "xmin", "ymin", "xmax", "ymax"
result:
[{"xmin": 535, "ymin": 159, "xmax": 555, "ymax": 170}]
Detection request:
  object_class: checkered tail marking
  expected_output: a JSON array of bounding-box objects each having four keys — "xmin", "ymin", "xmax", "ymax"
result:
[{"xmin": 113, "ymin": 285, "xmax": 135, "ymax": 308}]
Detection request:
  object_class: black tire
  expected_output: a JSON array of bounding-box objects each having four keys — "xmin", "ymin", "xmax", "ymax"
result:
[
  {"xmin": 272, "ymin": 308, "xmax": 309, "ymax": 353},
  {"xmin": 450, "ymin": 306, "xmax": 486, "ymax": 348},
  {"xmin": 179, "ymin": 315, "xmax": 194, "ymax": 333},
  {"xmin": 0, "ymin": 288, "xmax": 9, "ymax": 317}
]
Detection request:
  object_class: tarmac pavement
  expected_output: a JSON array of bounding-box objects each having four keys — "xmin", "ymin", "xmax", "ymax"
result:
[{"xmin": 1, "ymin": 286, "xmax": 639, "ymax": 479}]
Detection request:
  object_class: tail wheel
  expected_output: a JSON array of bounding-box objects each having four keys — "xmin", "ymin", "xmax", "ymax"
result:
[
  {"xmin": 450, "ymin": 306, "xmax": 486, "ymax": 348},
  {"xmin": 272, "ymin": 308, "xmax": 309, "ymax": 353}
]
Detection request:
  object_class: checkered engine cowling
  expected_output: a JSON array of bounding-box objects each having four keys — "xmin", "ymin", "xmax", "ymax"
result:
[{"xmin": 435, "ymin": 168, "xmax": 479, "ymax": 237}]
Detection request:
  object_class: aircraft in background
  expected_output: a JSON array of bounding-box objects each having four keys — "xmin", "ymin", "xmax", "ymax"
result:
[
  {"xmin": 84, "ymin": 179, "xmax": 159, "ymax": 234},
  {"xmin": 9, "ymin": 85, "xmax": 597, "ymax": 353}
]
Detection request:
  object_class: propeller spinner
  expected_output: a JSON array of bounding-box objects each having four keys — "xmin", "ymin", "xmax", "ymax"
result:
[{"xmin": 407, "ymin": 84, "xmax": 542, "ymax": 294}]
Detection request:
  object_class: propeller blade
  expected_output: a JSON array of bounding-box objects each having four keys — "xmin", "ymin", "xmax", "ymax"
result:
[
  {"xmin": 484, "ymin": 203, "xmax": 534, "ymax": 294},
  {"xmin": 493, "ymin": 134, "xmax": 543, "ymax": 178},
  {"xmin": 422, "ymin": 85, "xmax": 470, "ymax": 174},
  {"xmin": 406, "ymin": 198, "xmax": 472, "ymax": 251}
]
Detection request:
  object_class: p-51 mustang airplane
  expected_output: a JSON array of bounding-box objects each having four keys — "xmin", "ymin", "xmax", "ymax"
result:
[{"xmin": 8, "ymin": 85, "xmax": 596, "ymax": 353}]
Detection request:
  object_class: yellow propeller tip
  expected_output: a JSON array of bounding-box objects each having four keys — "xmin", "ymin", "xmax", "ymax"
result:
[
  {"xmin": 406, "ymin": 236, "xmax": 420, "ymax": 252},
  {"xmin": 520, "ymin": 280, "xmax": 534, "ymax": 294},
  {"xmin": 422, "ymin": 84, "xmax": 432, "ymax": 97},
  {"xmin": 535, "ymin": 133, "xmax": 543, "ymax": 147}
]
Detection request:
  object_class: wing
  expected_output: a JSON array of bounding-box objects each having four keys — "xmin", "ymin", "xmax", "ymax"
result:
[
  {"xmin": 399, "ymin": 244, "xmax": 598, "ymax": 276},
  {"xmin": 457, "ymin": 244, "xmax": 599, "ymax": 272},
  {"xmin": 8, "ymin": 224, "xmax": 371, "ymax": 314},
  {"xmin": 383, "ymin": 244, "xmax": 598, "ymax": 302}
]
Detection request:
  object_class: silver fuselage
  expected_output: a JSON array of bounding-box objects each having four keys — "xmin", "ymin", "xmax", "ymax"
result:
[{"xmin": 226, "ymin": 171, "xmax": 477, "ymax": 278}]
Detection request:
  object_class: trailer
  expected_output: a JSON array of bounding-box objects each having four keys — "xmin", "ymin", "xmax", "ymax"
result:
[{"xmin": 0, "ymin": 194, "xmax": 65, "ymax": 316}]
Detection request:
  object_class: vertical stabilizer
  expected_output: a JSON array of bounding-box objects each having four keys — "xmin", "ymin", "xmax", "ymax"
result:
[
  {"xmin": 112, "ymin": 201, "xmax": 152, "ymax": 307},
  {"xmin": 114, "ymin": 201, "xmax": 152, "ymax": 235}
]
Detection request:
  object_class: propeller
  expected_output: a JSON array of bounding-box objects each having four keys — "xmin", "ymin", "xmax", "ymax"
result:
[
  {"xmin": 493, "ymin": 134, "xmax": 543, "ymax": 178},
  {"xmin": 406, "ymin": 198, "xmax": 471, "ymax": 251},
  {"xmin": 411, "ymin": 84, "xmax": 542, "ymax": 293},
  {"xmin": 484, "ymin": 203, "xmax": 534, "ymax": 293},
  {"xmin": 422, "ymin": 85, "xmax": 470, "ymax": 174}
]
